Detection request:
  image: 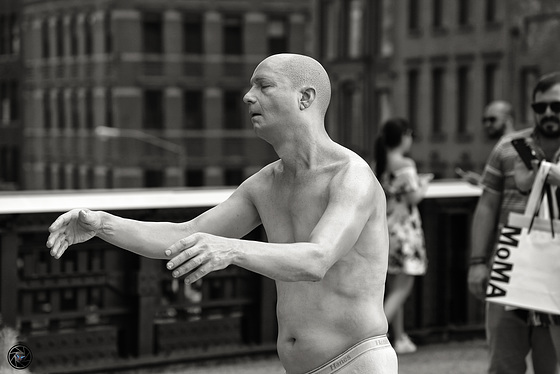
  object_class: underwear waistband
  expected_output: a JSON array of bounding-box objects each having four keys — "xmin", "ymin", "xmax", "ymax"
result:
[{"xmin": 304, "ymin": 334, "xmax": 391, "ymax": 374}]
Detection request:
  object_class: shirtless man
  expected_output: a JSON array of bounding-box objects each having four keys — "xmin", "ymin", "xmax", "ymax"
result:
[{"xmin": 46, "ymin": 54, "xmax": 397, "ymax": 374}]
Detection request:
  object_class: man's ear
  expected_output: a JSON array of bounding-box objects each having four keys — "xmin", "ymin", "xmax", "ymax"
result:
[{"xmin": 299, "ymin": 87, "xmax": 316, "ymax": 110}]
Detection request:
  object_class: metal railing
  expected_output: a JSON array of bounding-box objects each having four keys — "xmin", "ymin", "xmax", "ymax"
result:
[{"xmin": 0, "ymin": 180, "xmax": 484, "ymax": 372}]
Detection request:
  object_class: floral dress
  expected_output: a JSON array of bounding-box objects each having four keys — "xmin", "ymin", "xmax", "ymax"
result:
[{"xmin": 381, "ymin": 166, "xmax": 428, "ymax": 276}]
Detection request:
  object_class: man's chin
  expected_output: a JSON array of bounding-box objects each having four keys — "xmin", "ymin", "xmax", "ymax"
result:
[
  {"xmin": 537, "ymin": 123, "xmax": 560, "ymax": 138},
  {"xmin": 486, "ymin": 130, "xmax": 503, "ymax": 140}
]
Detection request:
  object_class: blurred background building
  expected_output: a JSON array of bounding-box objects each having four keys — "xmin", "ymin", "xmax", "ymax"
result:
[
  {"xmin": 2, "ymin": 0, "xmax": 560, "ymax": 190},
  {"xmin": 0, "ymin": 0, "xmax": 21, "ymax": 191},
  {"xmin": 315, "ymin": 0, "xmax": 560, "ymax": 178}
]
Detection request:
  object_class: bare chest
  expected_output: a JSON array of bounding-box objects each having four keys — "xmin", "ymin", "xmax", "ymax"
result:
[{"xmin": 256, "ymin": 179, "xmax": 330, "ymax": 242}]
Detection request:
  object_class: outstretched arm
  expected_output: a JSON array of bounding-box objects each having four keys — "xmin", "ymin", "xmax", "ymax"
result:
[
  {"xmin": 166, "ymin": 164, "xmax": 379, "ymax": 283},
  {"xmin": 47, "ymin": 187, "xmax": 261, "ymax": 260}
]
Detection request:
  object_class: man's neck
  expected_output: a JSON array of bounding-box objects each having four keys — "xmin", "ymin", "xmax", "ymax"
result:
[
  {"xmin": 275, "ymin": 130, "xmax": 334, "ymax": 174},
  {"xmin": 534, "ymin": 131, "xmax": 560, "ymax": 161}
]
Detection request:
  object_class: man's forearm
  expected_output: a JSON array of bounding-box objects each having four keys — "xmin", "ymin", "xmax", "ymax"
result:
[
  {"xmin": 470, "ymin": 198, "xmax": 499, "ymax": 262},
  {"xmin": 98, "ymin": 212, "xmax": 192, "ymax": 259}
]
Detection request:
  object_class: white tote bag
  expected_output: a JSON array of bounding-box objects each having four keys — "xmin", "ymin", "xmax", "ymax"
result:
[{"xmin": 486, "ymin": 161, "xmax": 560, "ymax": 314}]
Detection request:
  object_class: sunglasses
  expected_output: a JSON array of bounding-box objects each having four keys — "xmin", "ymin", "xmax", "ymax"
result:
[
  {"xmin": 531, "ymin": 101, "xmax": 560, "ymax": 114},
  {"xmin": 482, "ymin": 116, "xmax": 497, "ymax": 123}
]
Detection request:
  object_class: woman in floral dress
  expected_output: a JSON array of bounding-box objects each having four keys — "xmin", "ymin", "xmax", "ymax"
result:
[{"xmin": 373, "ymin": 117, "xmax": 432, "ymax": 354}]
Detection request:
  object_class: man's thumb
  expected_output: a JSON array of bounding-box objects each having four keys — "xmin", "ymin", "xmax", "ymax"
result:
[{"xmin": 79, "ymin": 209, "xmax": 93, "ymax": 224}]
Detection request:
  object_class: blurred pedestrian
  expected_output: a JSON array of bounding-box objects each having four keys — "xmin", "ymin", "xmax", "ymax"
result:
[
  {"xmin": 374, "ymin": 117, "xmax": 432, "ymax": 354},
  {"xmin": 46, "ymin": 54, "xmax": 398, "ymax": 374},
  {"xmin": 457, "ymin": 100, "xmax": 515, "ymax": 185},
  {"xmin": 468, "ymin": 72, "xmax": 560, "ymax": 373}
]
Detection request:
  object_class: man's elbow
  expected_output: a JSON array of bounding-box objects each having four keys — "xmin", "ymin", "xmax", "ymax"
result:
[{"xmin": 304, "ymin": 247, "xmax": 332, "ymax": 282}]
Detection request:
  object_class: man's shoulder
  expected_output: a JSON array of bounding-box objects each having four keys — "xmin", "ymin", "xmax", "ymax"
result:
[
  {"xmin": 492, "ymin": 127, "xmax": 533, "ymax": 153},
  {"xmin": 499, "ymin": 127, "xmax": 533, "ymax": 144}
]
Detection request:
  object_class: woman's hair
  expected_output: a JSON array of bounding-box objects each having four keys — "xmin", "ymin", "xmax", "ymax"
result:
[{"xmin": 374, "ymin": 117, "xmax": 412, "ymax": 177}]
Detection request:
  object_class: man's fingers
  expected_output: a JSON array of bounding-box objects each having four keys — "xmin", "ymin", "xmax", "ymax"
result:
[
  {"xmin": 49, "ymin": 211, "xmax": 72, "ymax": 233},
  {"xmin": 165, "ymin": 235, "xmax": 199, "ymax": 257},
  {"xmin": 185, "ymin": 263, "xmax": 213, "ymax": 284},
  {"xmin": 167, "ymin": 248, "xmax": 201, "ymax": 271},
  {"xmin": 169, "ymin": 253, "xmax": 206, "ymax": 278},
  {"xmin": 50, "ymin": 234, "xmax": 69, "ymax": 259}
]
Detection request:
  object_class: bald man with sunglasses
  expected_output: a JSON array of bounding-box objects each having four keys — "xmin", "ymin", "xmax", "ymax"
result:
[{"xmin": 457, "ymin": 101, "xmax": 516, "ymax": 185}]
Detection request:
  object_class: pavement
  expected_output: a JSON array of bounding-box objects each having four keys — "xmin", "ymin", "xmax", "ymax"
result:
[{"xmin": 109, "ymin": 339, "xmax": 492, "ymax": 374}]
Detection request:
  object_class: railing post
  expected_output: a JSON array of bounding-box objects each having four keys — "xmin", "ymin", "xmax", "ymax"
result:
[
  {"xmin": 1, "ymin": 228, "xmax": 20, "ymax": 327},
  {"xmin": 260, "ymin": 277, "xmax": 277, "ymax": 344},
  {"xmin": 135, "ymin": 257, "xmax": 161, "ymax": 356}
]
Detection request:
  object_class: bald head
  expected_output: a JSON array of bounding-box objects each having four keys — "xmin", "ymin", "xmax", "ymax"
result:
[
  {"xmin": 486, "ymin": 100, "xmax": 513, "ymax": 117},
  {"xmin": 258, "ymin": 54, "xmax": 332, "ymax": 117},
  {"xmin": 483, "ymin": 100, "xmax": 515, "ymax": 138}
]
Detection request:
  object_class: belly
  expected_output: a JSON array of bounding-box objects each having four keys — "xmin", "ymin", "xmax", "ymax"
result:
[{"xmin": 275, "ymin": 281, "xmax": 388, "ymax": 374}]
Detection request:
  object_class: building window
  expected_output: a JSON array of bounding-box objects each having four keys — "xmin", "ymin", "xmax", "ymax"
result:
[
  {"xmin": 457, "ymin": 65, "xmax": 470, "ymax": 135},
  {"xmin": 267, "ymin": 17, "xmax": 288, "ymax": 55},
  {"xmin": 44, "ymin": 90, "xmax": 51, "ymax": 129},
  {"xmin": 520, "ymin": 67, "xmax": 540, "ymax": 125},
  {"xmin": 85, "ymin": 89, "xmax": 93, "ymax": 129},
  {"xmin": 42, "ymin": 20, "xmax": 50, "ymax": 58},
  {"xmin": 407, "ymin": 68, "xmax": 419, "ymax": 133},
  {"xmin": 408, "ymin": 0, "xmax": 420, "ymax": 32},
  {"xmin": 432, "ymin": 0, "xmax": 444, "ymax": 29},
  {"xmin": 144, "ymin": 169, "xmax": 164, "ymax": 188},
  {"xmin": 223, "ymin": 15, "xmax": 243, "ymax": 55},
  {"xmin": 431, "ymin": 67, "xmax": 444, "ymax": 134},
  {"xmin": 57, "ymin": 90, "xmax": 65, "ymax": 129},
  {"xmin": 0, "ymin": 146, "xmax": 19, "ymax": 185},
  {"xmin": 69, "ymin": 16, "xmax": 78, "ymax": 56},
  {"xmin": 143, "ymin": 90, "xmax": 163, "ymax": 129},
  {"xmin": 186, "ymin": 169, "xmax": 204, "ymax": 187},
  {"xmin": 223, "ymin": 90, "xmax": 242, "ymax": 129},
  {"xmin": 345, "ymin": 0, "xmax": 364, "ymax": 58},
  {"xmin": 105, "ymin": 11, "xmax": 113, "ymax": 53},
  {"xmin": 321, "ymin": 1, "xmax": 338, "ymax": 59},
  {"xmin": 340, "ymin": 82, "xmax": 357, "ymax": 147},
  {"xmin": 45, "ymin": 164, "xmax": 52, "ymax": 189},
  {"xmin": 0, "ymin": 13, "xmax": 19, "ymax": 55},
  {"xmin": 458, "ymin": 0, "xmax": 470, "ymax": 27},
  {"xmin": 105, "ymin": 88, "xmax": 113, "ymax": 127},
  {"xmin": 483, "ymin": 62, "xmax": 497, "ymax": 106},
  {"xmin": 55, "ymin": 17, "xmax": 64, "ymax": 57},
  {"xmin": 485, "ymin": 0, "xmax": 497, "ymax": 23},
  {"xmin": 105, "ymin": 168, "xmax": 113, "ymax": 189},
  {"xmin": 72, "ymin": 166, "xmax": 80, "ymax": 189},
  {"xmin": 143, "ymin": 12, "xmax": 163, "ymax": 54},
  {"xmin": 184, "ymin": 90, "xmax": 203, "ymax": 129},
  {"xmin": 0, "ymin": 81, "xmax": 18, "ymax": 125},
  {"xmin": 224, "ymin": 169, "xmax": 244, "ymax": 186},
  {"xmin": 183, "ymin": 14, "xmax": 203, "ymax": 54},
  {"xmin": 84, "ymin": 14, "xmax": 93, "ymax": 55},
  {"xmin": 58, "ymin": 164, "xmax": 66, "ymax": 190},
  {"xmin": 71, "ymin": 90, "xmax": 79, "ymax": 130},
  {"xmin": 86, "ymin": 167, "xmax": 95, "ymax": 189}
]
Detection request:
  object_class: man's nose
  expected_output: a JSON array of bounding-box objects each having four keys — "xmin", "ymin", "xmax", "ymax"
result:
[{"xmin": 243, "ymin": 89, "xmax": 255, "ymax": 104}]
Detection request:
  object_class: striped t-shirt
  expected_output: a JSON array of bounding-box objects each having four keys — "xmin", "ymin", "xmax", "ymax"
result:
[{"xmin": 480, "ymin": 127, "xmax": 535, "ymax": 225}]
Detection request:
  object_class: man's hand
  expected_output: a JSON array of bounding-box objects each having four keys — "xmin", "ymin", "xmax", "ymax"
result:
[
  {"xmin": 455, "ymin": 168, "xmax": 481, "ymax": 186},
  {"xmin": 165, "ymin": 233, "xmax": 235, "ymax": 284},
  {"xmin": 467, "ymin": 263, "xmax": 489, "ymax": 300},
  {"xmin": 46, "ymin": 209, "xmax": 103, "ymax": 259}
]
